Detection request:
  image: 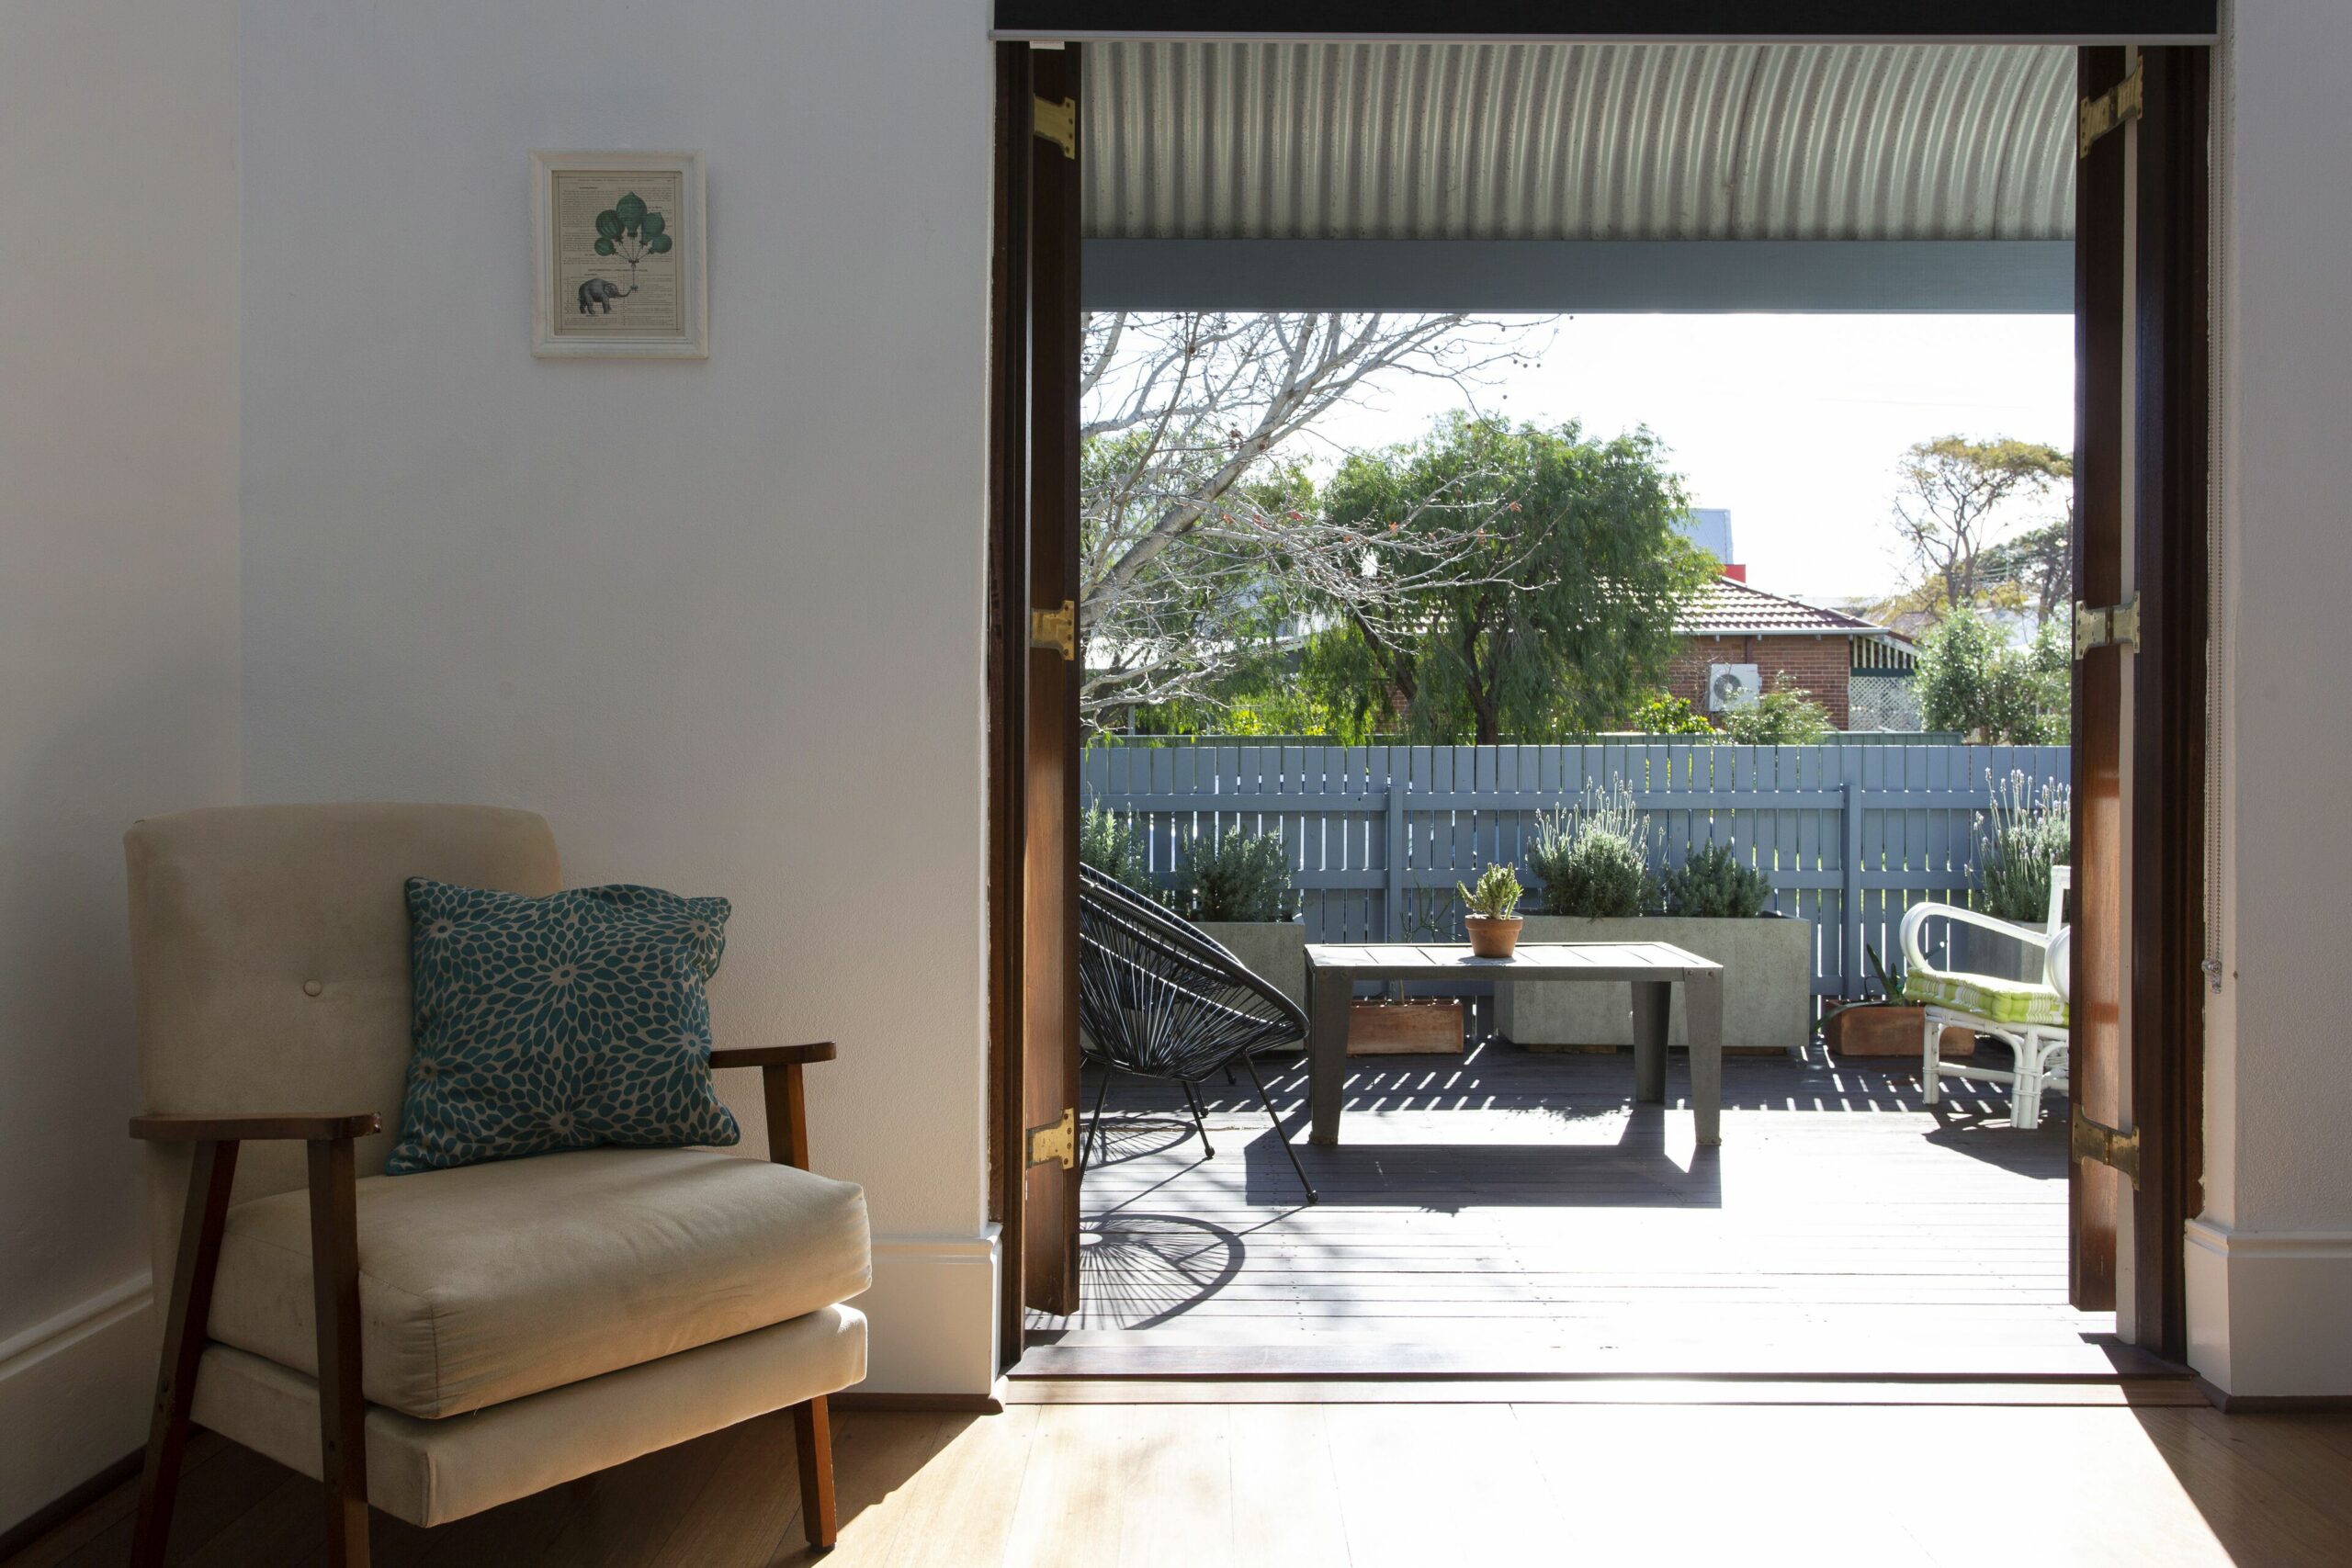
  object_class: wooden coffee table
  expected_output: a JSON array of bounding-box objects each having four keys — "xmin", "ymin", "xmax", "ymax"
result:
[{"xmin": 1304, "ymin": 942, "xmax": 1726, "ymax": 1146}]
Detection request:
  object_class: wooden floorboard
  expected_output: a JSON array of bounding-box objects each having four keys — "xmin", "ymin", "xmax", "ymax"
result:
[
  {"xmin": 1031, "ymin": 1041, "xmax": 2116, "ymax": 1378},
  {"xmin": 17, "ymin": 1401, "xmax": 2352, "ymax": 1564}
]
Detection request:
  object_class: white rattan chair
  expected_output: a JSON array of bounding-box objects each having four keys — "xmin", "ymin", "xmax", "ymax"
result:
[{"xmin": 1901, "ymin": 866, "xmax": 2071, "ymax": 1130}]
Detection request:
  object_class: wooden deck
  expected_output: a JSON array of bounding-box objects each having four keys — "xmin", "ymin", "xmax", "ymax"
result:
[{"xmin": 1027, "ymin": 1032, "xmax": 2117, "ymax": 1379}]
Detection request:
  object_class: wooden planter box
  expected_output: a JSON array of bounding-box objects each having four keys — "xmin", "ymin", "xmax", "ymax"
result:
[
  {"xmin": 1347, "ymin": 999, "xmax": 1465, "ymax": 1055},
  {"xmin": 1493, "ymin": 914, "xmax": 1814, "ymax": 1055},
  {"xmin": 1825, "ymin": 1003, "xmax": 1976, "ymax": 1059}
]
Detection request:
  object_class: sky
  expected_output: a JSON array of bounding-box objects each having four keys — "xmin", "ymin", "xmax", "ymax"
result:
[{"xmin": 1300, "ymin": 313, "xmax": 2076, "ymax": 604}]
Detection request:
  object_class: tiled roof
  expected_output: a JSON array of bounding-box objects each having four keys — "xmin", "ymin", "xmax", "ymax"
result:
[{"xmin": 1677, "ymin": 576, "xmax": 1887, "ymax": 637}]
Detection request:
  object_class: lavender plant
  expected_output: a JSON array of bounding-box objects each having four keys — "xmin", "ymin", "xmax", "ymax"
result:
[
  {"xmin": 1525, "ymin": 782, "xmax": 1656, "ymax": 918},
  {"xmin": 1975, "ymin": 769, "xmax": 2072, "ymax": 924}
]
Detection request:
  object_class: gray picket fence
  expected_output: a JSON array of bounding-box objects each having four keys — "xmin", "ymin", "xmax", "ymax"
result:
[{"xmin": 1080, "ymin": 742, "xmax": 2071, "ymax": 1001}]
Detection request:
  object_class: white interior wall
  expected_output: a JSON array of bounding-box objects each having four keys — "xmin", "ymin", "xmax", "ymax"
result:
[
  {"xmin": 2187, "ymin": 0, "xmax": 2352, "ymax": 1398},
  {"xmin": 234, "ymin": 0, "xmax": 997, "ymax": 1393},
  {"xmin": 0, "ymin": 0, "xmax": 244, "ymax": 1532}
]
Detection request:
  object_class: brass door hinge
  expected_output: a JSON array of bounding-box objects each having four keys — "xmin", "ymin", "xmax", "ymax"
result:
[
  {"xmin": 2072, "ymin": 1105, "xmax": 2143, "ymax": 1187},
  {"xmin": 1026, "ymin": 1106, "xmax": 1077, "ymax": 1170},
  {"xmin": 1030, "ymin": 600, "xmax": 1077, "ymax": 660},
  {"xmin": 2075, "ymin": 596, "xmax": 2140, "ymax": 660},
  {"xmin": 1034, "ymin": 96, "xmax": 1077, "ymax": 160},
  {"xmin": 2079, "ymin": 61, "xmax": 2144, "ymax": 158}
]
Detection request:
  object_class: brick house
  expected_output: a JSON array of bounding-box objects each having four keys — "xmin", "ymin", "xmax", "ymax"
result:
[{"xmin": 1665, "ymin": 574, "xmax": 1918, "ymax": 730}]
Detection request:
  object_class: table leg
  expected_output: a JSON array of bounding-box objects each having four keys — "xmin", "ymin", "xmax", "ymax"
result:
[
  {"xmin": 1631, "ymin": 980, "xmax": 1670, "ymax": 1104},
  {"xmin": 1309, "ymin": 967, "xmax": 1352, "ymax": 1145},
  {"xmin": 1686, "ymin": 969, "xmax": 1724, "ymax": 1146}
]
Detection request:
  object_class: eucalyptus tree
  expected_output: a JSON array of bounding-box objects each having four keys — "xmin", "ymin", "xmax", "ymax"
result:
[{"xmin": 1889, "ymin": 436, "xmax": 2072, "ymax": 609}]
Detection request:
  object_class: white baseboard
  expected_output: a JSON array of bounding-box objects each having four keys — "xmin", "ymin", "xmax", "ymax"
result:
[
  {"xmin": 854, "ymin": 1226, "xmax": 1001, "ymax": 1395},
  {"xmin": 2186, "ymin": 1218, "xmax": 2352, "ymax": 1397},
  {"xmin": 0, "ymin": 1275, "xmax": 157, "ymax": 1537}
]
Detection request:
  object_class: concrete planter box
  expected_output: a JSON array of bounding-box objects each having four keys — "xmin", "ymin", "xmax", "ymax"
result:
[
  {"xmin": 1195, "ymin": 920, "xmax": 1310, "ymax": 1015},
  {"xmin": 1493, "ymin": 915, "xmax": 1815, "ymax": 1055},
  {"xmin": 1962, "ymin": 922, "xmax": 2049, "ymax": 985}
]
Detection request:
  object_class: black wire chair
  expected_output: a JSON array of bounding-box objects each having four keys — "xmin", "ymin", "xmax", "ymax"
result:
[{"xmin": 1077, "ymin": 864, "xmax": 1317, "ymax": 1203}]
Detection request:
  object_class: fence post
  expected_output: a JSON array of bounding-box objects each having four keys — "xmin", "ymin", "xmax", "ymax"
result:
[
  {"xmin": 1841, "ymin": 775, "xmax": 1865, "ymax": 999},
  {"xmin": 1384, "ymin": 761, "xmax": 1406, "ymax": 942}
]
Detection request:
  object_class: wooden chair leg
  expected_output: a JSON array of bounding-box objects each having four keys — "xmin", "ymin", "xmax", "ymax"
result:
[
  {"xmin": 131, "ymin": 1141, "xmax": 240, "ymax": 1568},
  {"xmin": 308, "ymin": 1136, "xmax": 371, "ymax": 1567},
  {"xmin": 792, "ymin": 1395, "xmax": 838, "ymax": 1549}
]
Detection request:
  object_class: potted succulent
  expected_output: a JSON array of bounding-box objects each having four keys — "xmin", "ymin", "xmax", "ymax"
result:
[
  {"xmin": 1458, "ymin": 863, "xmax": 1526, "ymax": 958},
  {"xmin": 1497, "ymin": 784, "xmax": 1814, "ymax": 1055}
]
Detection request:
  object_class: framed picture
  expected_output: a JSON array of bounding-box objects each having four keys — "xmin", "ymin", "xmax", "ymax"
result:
[{"xmin": 531, "ymin": 151, "xmax": 707, "ymax": 358}]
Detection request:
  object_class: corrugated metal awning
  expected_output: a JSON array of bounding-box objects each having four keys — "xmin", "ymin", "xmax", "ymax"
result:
[{"xmin": 1084, "ymin": 40, "xmax": 2075, "ymax": 243}]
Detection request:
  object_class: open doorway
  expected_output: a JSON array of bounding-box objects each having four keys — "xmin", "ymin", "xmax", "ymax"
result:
[{"xmin": 992, "ymin": 27, "xmax": 2206, "ymax": 1384}]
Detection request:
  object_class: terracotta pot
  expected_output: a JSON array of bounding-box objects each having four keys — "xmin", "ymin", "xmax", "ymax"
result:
[{"xmin": 1464, "ymin": 914, "xmax": 1523, "ymax": 958}]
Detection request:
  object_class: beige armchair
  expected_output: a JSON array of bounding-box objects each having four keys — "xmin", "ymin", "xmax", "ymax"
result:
[{"xmin": 122, "ymin": 805, "xmax": 870, "ymax": 1566}]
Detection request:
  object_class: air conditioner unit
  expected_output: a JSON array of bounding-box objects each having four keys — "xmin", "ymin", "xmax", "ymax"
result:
[{"xmin": 1707, "ymin": 663, "xmax": 1763, "ymax": 713}]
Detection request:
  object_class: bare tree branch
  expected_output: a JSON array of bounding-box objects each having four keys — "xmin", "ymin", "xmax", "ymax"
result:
[{"xmin": 1079, "ymin": 310, "xmax": 1551, "ymax": 728}]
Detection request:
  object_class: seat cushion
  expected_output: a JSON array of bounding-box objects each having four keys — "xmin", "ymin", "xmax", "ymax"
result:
[
  {"xmin": 192, "ymin": 1306, "xmax": 867, "ymax": 1528},
  {"xmin": 207, "ymin": 1147, "xmax": 869, "ymax": 1418},
  {"xmin": 1910, "ymin": 966, "xmax": 2069, "ymax": 1028},
  {"xmin": 387, "ymin": 878, "xmax": 741, "ymax": 1174}
]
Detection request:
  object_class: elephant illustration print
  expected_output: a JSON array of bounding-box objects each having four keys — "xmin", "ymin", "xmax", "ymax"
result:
[{"xmin": 549, "ymin": 168, "xmax": 685, "ymax": 339}]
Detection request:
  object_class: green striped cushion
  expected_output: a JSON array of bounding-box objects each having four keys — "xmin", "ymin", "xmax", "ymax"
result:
[{"xmin": 1910, "ymin": 968, "xmax": 2069, "ymax": 1028}]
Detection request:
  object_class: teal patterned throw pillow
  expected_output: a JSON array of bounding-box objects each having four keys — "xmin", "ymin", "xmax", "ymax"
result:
[{"xmin": 386, "ymin": 878, "xmax": 741, "ymax": 1175}]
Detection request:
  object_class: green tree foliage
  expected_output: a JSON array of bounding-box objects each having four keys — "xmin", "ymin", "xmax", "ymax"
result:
[
  {"xmin": 1976, "ymin": 515, "xmax": 2073, "ymax": 625},
  {"xmin": 1178, "ymin": 827, "xmax": 1295, "ymax": 922},
  {"xmin": 1317, "ymin": 414, "xmax": 1709, "ymax": 744},
  {"xmin": 1629, "ymin": 693, "xmax": 1717, "ymax": 737},
  {"xmin": 1916, "ymin": 610, "xmax": 2070, "ymax": 743},
  {"xmin": 1660, "ymin": 843, "xmax": 1774, "ymax": 919},
  {"xmin": 1719, "ymin": 681, "xmax": 1833, "ymax": 745}
]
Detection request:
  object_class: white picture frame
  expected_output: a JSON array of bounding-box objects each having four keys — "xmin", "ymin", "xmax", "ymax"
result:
[{"xmin": 531, "ymin": 151, "xmax": 707, "ymax": 358}]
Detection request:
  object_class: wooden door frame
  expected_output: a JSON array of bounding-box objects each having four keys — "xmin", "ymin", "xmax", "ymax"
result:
[
  {"xmin": 985, "ymin": 38, "xmax": 1034, "ymax": 1370},
  {"xmin": 989, "ymin": 39, "xmax": 1086, "ymax": 1362},
  {"xmin": 2071, "ymin": 42, "xmax": 2209, "ymax": 1363},
  {"xmin": 2069, "ymin": 43, "xmax": 2129, "ymax": 1322},
  {"xmin": 2122, "ymin": 42, "xmax": 2209, "ymax": 1364},
  {"xmin": 984, "ymin": 31, "xmax": 2213, "ymax": 1371}
]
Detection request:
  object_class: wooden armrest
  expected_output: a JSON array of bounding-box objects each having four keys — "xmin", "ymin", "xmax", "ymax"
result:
[
  {"xmin": 130, "ymin": 1112, "xmax": 381, "ymax": 1144},
  {"xmin": 708, "ymin": 1042, "xmax": 837, "ymax": 1069},
  {"xmin": 707, "ymin": 1043, "xmax": 835, "ymax": 1171}
]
